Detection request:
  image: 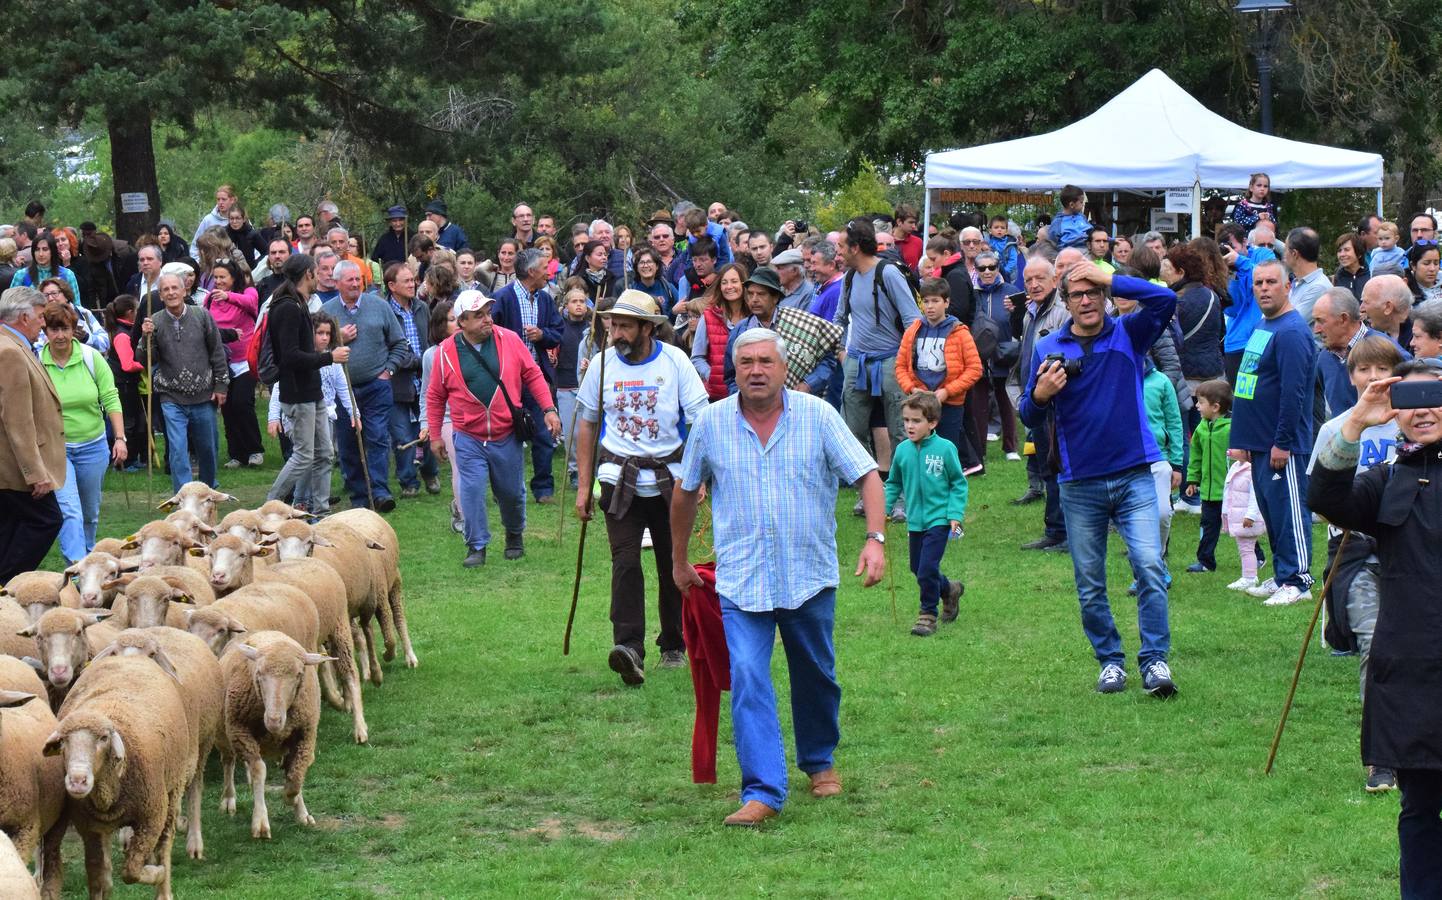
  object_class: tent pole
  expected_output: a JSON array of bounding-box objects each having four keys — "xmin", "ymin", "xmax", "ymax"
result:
[
  {"xmin": 1376, "ymin": 187, "xmax": 1383, "ymax": 217},
  {"xmin": 1191, "ymin": 180, "xmax": 1202, "ymax": 239},
  {"xmin": 923, "ymin": 186, "xmax": 932, "ymax": 236},
  {"xmin": 1111, "ymin": 192, "xmax": 1118, "ymax": 237}
]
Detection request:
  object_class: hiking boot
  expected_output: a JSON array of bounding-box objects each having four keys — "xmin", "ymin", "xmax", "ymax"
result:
[
  {"xmin": 425, "ymin": 477, "xmax": 441, "ymax": 495},
  {"xmin": 376, "ymin": 496, "xmax": 397, "ymax": 513},
  {"xmin": 1097, "ymin": 664, "xmax": 1127, "ymax": 694},
  {"xmin": 608, "ymin": 645, "xmax": 645, "ymax": 686},
  {"xmin": 1365, "ymin": 766, "xmax": 1398, "ymax": 793},
  {"xmin": 941, "ymin": 580, "xmax": 964, "ymax": 623},
  {"xmin": 504, "ymin": 532, "xmax": 525, "ymax": 560},
  {"xmin": 462, "ymin": 548, "xmax": 486, "ymax": 568},
  {"xmin": 911, "ymin": 613, "xmax": 937, "ymax": 637},
  {"xmin": 1012, "ymin": 488, "xmax": 1043, "ymax": 506},
  {"xmin": 1142, "ymin": 659, "xmax": 1177, "ymax": 698},
  {"xmin": 1245, "ymin": 577, "xmax": 1279, "ymax": 598},
  {"xmin": 1263, "ymin": 584, "xmax": 1311, "ymax": 607},
  {"xmin": 1022, "ymin": 536, "xmax": 1065, "ymax": 551},
  {"xmin": 659, "ymin": 649, "xmax": 686, "ymax": 668}
]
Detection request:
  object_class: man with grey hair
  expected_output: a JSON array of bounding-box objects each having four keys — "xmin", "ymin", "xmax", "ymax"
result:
[
  {"xmin": 328, "ymin": 224, "xmax": 373, "ymax": 288},
  {"xmin": 803, "ymin": 236, "xmax": 845, "ymax": 323},
  {"xmin": 1312, "ymin": 286, "xmax": 1410, "ymax": 425},
  {"xmin": 323, "ymin": 259, "xmax": 409, "ymax": 511},
  {"xmin": 1360, "ymin": 273, "xmax": 1414, "ymax": 347},
  {"xmin": 313, "ymin": 248, "xmax": 341, "ymax": 304},
  {"xmin": 317, "ymin": 200, "xmax": 341, "ymax": 231},
  {"xmin": 774, "ymin": 249, "xmax": 815, "ymax": 312},
  {"xmin": 672, "ymin": 326, "xmax": 886, "ymax": 826},
  {"xmin": 0, "ymin": 286, "xmax": 65, "ymax": 581},
  {"xmin": 138, "ymin": 273, "xmax": 229, "ymax": 491},
  {"xmin": 494, "ymin": 248, "xmax": 565, "ymax": 502},
  {"xmin": 382, "ymin": 260, "xmax": 437, "ymax": 497}
]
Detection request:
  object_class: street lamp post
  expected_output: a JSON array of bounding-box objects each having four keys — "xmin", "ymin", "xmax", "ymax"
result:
[{"xmin": 1234, "ymin": 0, "xmax": 1292, "ymax": 135}]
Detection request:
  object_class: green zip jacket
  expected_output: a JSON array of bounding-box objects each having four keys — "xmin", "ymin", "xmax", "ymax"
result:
[
  {"xmin": 1185, "ymin": 416, "xmax": 1231, "ymax": 501},
  {"xmin": 884, "ymin": 432, "xmax": 968, "ymax": 532}
]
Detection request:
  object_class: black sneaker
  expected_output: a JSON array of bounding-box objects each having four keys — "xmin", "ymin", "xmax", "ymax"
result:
[
  {"xmin": 462, "ymin": 548, "xmax": 486, "ymax": 568},
  {"xmin": 1097, "ymin": 664, "xmax": 1127, "ymax": 694},
  {"xmin": 608, "ymin": 645, "xmax": 645, "ymax": 686},
  {"xmin": 941, "ymin": 580, "xmax": 964, "ymax": 623},
  {"xmin": 1365, "ymin": 766, "xmax": 1397, "ymax": 793},
  {"xmin": 659, "ymin": 649, "xmax": 686, "ymax": 668},
  {"xmin": 1012, "ymin": 488, "xmax": 1043, "ymax": 506},
  {"xmin": 376, "ymin": 497, "xmax": 397, "ymax": 513},
  {"xmin": 1041, "ymin": 541, "xmax": 1070, "ymax": 554},
  {"xmin": 1022, "ymin": 536, "xmax": 1065, "ymax": 551},
  {"xmin": 1141, "ymin": 659, "xmax": 1177, "ymax": 698},
  {"xmin": 504, "ymin": 532, "xmax": 524, "ymax": 560},
  {"xmin": 1185, "ymin": 562, "xmax": 1214, "ymax": 574}
]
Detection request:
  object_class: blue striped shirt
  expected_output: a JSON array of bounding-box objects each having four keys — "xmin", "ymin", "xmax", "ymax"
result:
[{"xmin": 679, "ymin": 390, "xmax": 877, "ymax": 612}]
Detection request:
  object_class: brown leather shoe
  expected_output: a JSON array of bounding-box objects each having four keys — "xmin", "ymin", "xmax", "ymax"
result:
[
  {"xmin": 723, "ymin": 800, "xmax": 778, "ymax": 827},
  {"xmin": 809, "ymin": 768, "xmax": 842, "ymax": 798}
]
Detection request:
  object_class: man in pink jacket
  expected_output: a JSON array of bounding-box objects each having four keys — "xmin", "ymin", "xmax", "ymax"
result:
[{"xmin": 427, "ymin": 290, "xmax": 560, "ymax": 567}]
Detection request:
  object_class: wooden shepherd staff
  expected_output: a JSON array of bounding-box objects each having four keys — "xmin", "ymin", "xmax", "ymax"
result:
[
  {"xmin": 144, "ymin": 328, "xmax": 154, "ymax": 508},
  {"xmin": 563, "ymin": 324, "xmax": 608, "ymax": 656},
  {"xmin": 339, "ymin": 362, "xmax": 377, "ymax": 511}
]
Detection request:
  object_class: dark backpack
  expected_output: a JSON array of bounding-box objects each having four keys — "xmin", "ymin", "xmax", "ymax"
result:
[
  {"xmin": 843, "ymin": 259, "xmax": 914, "ymax": 335},
  {"xmin": 971, "ymin": 292, "xmax": 1021, "ymax": 371}
]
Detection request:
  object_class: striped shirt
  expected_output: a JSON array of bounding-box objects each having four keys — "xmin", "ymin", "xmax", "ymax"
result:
[{"xmin": 679, "ymin": 390, "xmax": 876, "ymax": 611}]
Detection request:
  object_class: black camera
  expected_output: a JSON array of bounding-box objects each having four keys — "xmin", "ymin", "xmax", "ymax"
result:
[
  {"xmin": 792, "ymin": 220, "xmax": 809, "ymax": 235},
  {"xmin": 1044, "ymin": 352, "xmax": 1083, "ymax": 379}
]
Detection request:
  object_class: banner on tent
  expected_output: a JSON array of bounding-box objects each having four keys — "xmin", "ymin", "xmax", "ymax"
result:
[{"xmin": 934, "ymin": 189, "xmax": 1055, "ymax": 205}]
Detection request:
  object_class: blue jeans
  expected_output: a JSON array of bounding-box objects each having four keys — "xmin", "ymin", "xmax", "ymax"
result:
[
  {"xmin": 520, "ymin": 390, "xmax": 556, "ymax": 500},
  {"xmin": 1058, "ymin": 465, "xmax": 1171, "ymax": 669},
  {"xmin": 389, "ymin": 400, "xmax": 438, "ymax": 491},
  {"xmin": 55, "ymin": 436, "xmax": 109, "ymax": 564},
  {"xmin": 721, "ymin": 589, "xmax": 840, "ymax": 811},
  {"xmin": 160, "ymin": 400, "xmax": 217, "ymax": 492},
  {"xmin": 335, "ymin": 377, "xmax": 394, "ymax": 507},
  {"xmin": 909, "ymin": 525, "xmax": 954, "ymax": 616},
  {"xmin": 1250, "ymin": 451, "xmax": 1313, "ymax": 589},
  {"xmin": 453, "ymin": 431, "xmax": 526, "ymax": 552}
]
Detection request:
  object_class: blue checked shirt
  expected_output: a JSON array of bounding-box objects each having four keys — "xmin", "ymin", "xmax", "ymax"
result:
[
  {"xmin": 679, "ymin": 390, "xmax": 877, "ymax": 612},
  {"xmin": 388, "ymin": 296, "xmax": 422, "ymax": 393},
  {"xmin": 514, "ymin": 281, "xmax": 539, "ymax": 360}
]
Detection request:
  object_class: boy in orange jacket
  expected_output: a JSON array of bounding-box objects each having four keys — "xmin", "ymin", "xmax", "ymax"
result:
[{"xmin": 896, "ymin": 278, "xmax": 984, "ymax": 477}]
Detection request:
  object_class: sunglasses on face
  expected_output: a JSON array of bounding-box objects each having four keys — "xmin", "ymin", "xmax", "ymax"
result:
[{"xmin": 976, "ymin": 264, "xmax": 998, "ymax": 272}]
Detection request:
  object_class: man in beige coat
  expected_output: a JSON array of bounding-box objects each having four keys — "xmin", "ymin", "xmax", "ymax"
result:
[{"xmin": 0, "ymin": 286, "xmax": 65, "ymax": 580}]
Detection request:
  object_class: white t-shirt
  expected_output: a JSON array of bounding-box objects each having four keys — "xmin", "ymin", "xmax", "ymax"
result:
[{"xmin": 577, "ymin": 340, "xmax": 710, "ymax": 496}]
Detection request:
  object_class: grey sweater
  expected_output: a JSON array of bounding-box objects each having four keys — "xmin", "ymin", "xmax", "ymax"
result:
[
  {"xmin": 137, "ymin": 304, "xmax": 229, "ymax": 405},
  {"xmin": 321, "ymin": 292, "xmax": 409, "ymax": 384}
]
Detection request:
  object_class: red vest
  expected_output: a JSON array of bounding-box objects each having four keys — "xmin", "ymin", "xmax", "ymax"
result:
[{"xmin": 702, "ymin": 306, "xmax": 731, "ymax": 400}]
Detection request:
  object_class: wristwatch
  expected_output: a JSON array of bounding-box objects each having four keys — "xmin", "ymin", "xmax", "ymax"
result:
[
  {"xmin": 865, "ymin": 531, "xmax": 885, "ymax": 545},
  {"xmin": 543, "ymin": 407, "xmax": 558, "ymax": 415}
]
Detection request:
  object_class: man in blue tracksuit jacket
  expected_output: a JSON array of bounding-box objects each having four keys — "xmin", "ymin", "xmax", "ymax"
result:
[
  {"xmin": 1230, "ymin": 258, "xmax": 1320, "ymax": 607},
  {"xmin": 1020, "ymin": 262, "xmax": 1179, "ymax": 698}
]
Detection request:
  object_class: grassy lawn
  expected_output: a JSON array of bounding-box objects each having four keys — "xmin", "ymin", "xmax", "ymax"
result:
[{"xmin": 44, "ymin": 430, "xmax": 1397, "ymax": 898}]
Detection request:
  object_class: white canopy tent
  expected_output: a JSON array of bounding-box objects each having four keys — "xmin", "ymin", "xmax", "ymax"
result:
[{"xmin": 922, "ymin": 69, "xmax": 1384, "ymax": 237}]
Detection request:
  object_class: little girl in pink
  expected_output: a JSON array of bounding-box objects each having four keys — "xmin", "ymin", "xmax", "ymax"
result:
[{"xmin": 1222, "ymin": 449, "xmax": 1267, "ymax": 590}]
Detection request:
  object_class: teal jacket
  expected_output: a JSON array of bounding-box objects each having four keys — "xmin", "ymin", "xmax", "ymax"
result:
[
  {"xmin": 1185, "ymin": 416, "xmax": 1231, "ymax": 501},
  {"xmin": 1143, "ymin": 368, "xmax": 1184, "ymax": 469},
  {"xmin": 884, "ymin": 432, "xmax": 968, "ymax": 532}
]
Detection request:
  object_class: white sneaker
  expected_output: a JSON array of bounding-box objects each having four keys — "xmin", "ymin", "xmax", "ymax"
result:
[
  {"xmin": 1245, "ymin": 578, "xmax": 1279, "ymax": 598},
  {"xmin": 1172, "ymin": 499, "xmax": 1200, "ymax": 515},
  {"xmin": 1005, "ymin": 451, "xmax": 1021, "ymax": 461},
  {"xmin": 1263, "ymin": 584, "xmax": 1311, "ymax": 606},
  {"xmin": 641, "ymin": 528, "xmax": 653, "ymax": 549},
  {"xmin": 1226, "ymin": 576, "xmax": 1258, "ymax": 591},
  {"xmin": 986, "ymin": 432, "xmax": 1000, "ymax": 442},
  {"xmin": 247, "ymin": 452, "xmax": 265, "ymax": 466},
  {"xmin": 223, "ymin": 459, "xmax": 242, "ymax": 469}
]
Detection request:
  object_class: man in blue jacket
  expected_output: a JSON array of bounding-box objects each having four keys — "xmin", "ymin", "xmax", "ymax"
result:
[
  {"xmin": 1230, "ymin": 259, "xmax": 1320, "ymax": 608},
  {"xmin": 491, "ymin": 248, "xmax": 564, "ymax": 503},
  {"xmin": 1020, "ymin": 261, "xmax": 1179, "ymax": 698},
  {"xmin": 1219, "ymin": 222, "xmax": 1276, "ymax": 383},
  {"xmin": 424, "ymin": 199, "xmax": 469, "ymax": 252}
]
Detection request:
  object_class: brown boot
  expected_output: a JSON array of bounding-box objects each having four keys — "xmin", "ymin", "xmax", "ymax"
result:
[
  {"xmin": 941, "ymin": 580, "xmax": 964, "ymax": 623},
  {"xmin": 809, "ymin": 768, "xmax": 842, "ymax": 798},
  {"xmin": 723, "ymin": 800, "xmax": 778, "ymax": 827},
  {"xmin": 911, "ymin": 613, "xmax": 937, "ymax": 637}
]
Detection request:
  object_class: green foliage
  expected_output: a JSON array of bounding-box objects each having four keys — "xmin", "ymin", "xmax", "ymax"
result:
[{"xmin": 813, "ymin": 161, "xmax": 892, "ymax": 231}]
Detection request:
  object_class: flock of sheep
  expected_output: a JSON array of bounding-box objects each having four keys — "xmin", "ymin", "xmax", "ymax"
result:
[{"xmin": 0, "ymin": 482, "xmax": 418, "ymax": 899}]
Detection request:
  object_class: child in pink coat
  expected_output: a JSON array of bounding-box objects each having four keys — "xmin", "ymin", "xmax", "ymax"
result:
[{"xmin": 1222, "ymin": 448, "xmax": 1267, "ymax": 591}]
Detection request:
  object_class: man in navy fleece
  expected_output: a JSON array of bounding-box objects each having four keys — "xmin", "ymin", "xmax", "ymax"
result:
[
  {"xmin": 1020, "ymin": 261, "xmax": 1179, "ymax": 698},
  {"xmin": 1230, "ymin": 258, "xmax": 1320, "ymax": 608}
]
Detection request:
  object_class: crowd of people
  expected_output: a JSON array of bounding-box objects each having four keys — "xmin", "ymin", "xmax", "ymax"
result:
[{"xmin": 1, "ymin": 178, "xmax": 1440, "ymax": 881}]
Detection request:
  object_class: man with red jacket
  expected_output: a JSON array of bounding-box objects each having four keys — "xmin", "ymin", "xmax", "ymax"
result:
[{"xmin": 427, "ymin": 290, "xmax": 560, "ymax": 568}]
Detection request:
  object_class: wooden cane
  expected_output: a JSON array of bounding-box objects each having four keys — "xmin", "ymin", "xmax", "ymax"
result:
[
  {"xmin": 144, "ymin": 328, "xmax": 154, "ymax": 508},
  {"xmin": 563, "ymin": 329, "xmax": 607, "ymax": 655},
  {"xmin": 340, "ymin": 363, "xmax": 378, "ymax": 511},
  {"xmin": 1264, "ymin": 529, "xmax": 1351, "ymax": 775},
  {"xmin": 395, "ymin": 436, "xmax": 425, "ymax": 452}
]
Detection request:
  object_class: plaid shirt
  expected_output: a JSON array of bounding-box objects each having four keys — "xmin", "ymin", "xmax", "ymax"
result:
[
  {"xmin": 389, "ymin": 296, "xmax": 422, "ymax": 392},
  {"xmin": 514, "ymin": 281, "xmax": 539, "ymax": 360},
  {"xmin": 679, "ymin": 391, "xmax": 876, "ymax": 611}
]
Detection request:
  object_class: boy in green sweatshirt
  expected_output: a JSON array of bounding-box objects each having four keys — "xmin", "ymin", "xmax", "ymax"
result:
[
  {"xmin": 885, "ymin": 392, "xmax": 969, "ymax": 636},
  {"xmin": 1183, "ymin": 379, "xmax": 1233, "ymax": 573}
]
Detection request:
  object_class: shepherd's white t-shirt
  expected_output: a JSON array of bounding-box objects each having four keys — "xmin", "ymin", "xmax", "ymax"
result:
[{"xmin": 578, "ymin": 341, "xmax": 710, "ymax": 496}]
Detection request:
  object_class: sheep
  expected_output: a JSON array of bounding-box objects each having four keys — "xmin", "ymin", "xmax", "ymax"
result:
[
  {"xmin": 44, "ymin": 655, "xmax": 195, "ymax": 900},
  {"xmin": 18, "ymin": 608, "xmax": 118, "ymax": 708},
  {"xmin": 255, "ymin": 499, "xmax": 310, "ymax": 533},
  {"xmin": 163, "ymin": 509, "xmax": 216, "ymax": 547},
  {"xmin": 62, "ymin": 551, "xmax": 137, "ymax": 609},
  {"xmin": 91, "ymin": 538, "xmax": 127, "ymax": 558},
  {"xmin": 218, "ymin": 631, "xmax": 332, "ymax": 840},
  {"xmin": 0, "ymin": 830, "xmax": 40, "ymax": 900},
  {"xmin": 218, "ymin": 509, "xmax": 263, "ymax": 543},
  {"xmin": 93, "ymin": 628, "xmax": 223, "ymax": 860},
  {"xmin": 0, "ymin": 597, "xmax": 35, "ymax": 660},
  {"xmin": 0, "ymin": 658, "xmax": 64, "ymax": 898},
  {"xmin": 155, "ymin": 481, "xmax": 236, "ymax": 525},
  {"xmin": 106, "ymin": 571, "xmax": 213, "ymax": 631},
  {"xmin": 185, "ymin": 583, "xmax": 320, "ymax": 661},
  {"xmin": 0, "ymin": 573, "xmax": 71, "ymax": 626},
  {"xmin": 194, "ymin": 536, "xmax": 367, "ymax": 743},
  {"xmin": 328, "ymin": 509, "xmax": 417, "ymax": 669}
]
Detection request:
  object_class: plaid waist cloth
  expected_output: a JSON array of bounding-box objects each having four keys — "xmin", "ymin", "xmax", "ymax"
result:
[
  {"xmin": 771, "ymin": 306, "xmax": 843, "ymax": 389},
  {"xmin": 599, "ymin": 445, "xmax": 686, "ymax": 518}
]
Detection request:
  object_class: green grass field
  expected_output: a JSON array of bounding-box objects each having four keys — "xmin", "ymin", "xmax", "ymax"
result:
[{"xmin": 42, "ymin": 434, "xmax": 1398, "ymax": 898}]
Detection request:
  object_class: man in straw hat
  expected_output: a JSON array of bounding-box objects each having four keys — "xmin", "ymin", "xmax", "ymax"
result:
[{"xmin": 574, "ymin": 290, "xmax": 710, "ymax": 686}]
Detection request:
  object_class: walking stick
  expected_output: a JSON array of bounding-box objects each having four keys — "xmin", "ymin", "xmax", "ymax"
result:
[
  {"xmin": 339, "ymin": 363, "xmax": 378, "ymax": 511},
  {"xmin": 563, "ymin": 329, "xmax": 607, "ymax": 656},
  {"xmin": 1264, "ymin": 529, "xmax": 1351, "ymax": 775},
  {"xmin": 144, "ymin": 328, "xmax": 154, "ymax": 508}
]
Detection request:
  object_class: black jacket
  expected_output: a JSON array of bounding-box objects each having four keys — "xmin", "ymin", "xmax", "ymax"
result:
[
  {"xmin": 1172, "ymin": 279, "xmax": 1224, "ymax": 380},
  {"xmin": 371, "ymin": 231, "xmax": 408, "ymax": 268},
  {"xmin": 269, "ymin": 294, "xmax": 332, "ymax": 404},
  {"xmin": 938, "ymin": 258, "xmax": 977, "ymax": 327}
]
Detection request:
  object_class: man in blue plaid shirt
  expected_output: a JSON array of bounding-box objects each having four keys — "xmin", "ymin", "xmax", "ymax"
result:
[{"xmin": 672, "ymin": 328, "xmax": 888, "ymax": 828}]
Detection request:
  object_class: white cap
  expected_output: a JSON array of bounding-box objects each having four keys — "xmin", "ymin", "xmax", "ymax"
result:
[{"xmin": 452, "ymin": 289, "xmax": 495, "ymax": 317}]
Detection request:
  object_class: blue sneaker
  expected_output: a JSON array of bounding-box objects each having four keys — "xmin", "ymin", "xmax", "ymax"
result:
[
  {"xmin": 1142, "ymin": 659, "xmax": 1177, "ymax": 698},
  {"xmin": 1096, "ymin": 664, "xmax": 1127, "ymax": 694}
]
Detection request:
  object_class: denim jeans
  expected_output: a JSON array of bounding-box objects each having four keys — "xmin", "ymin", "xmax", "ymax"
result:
[
  {"xmin": 389, "ymin": 400, "xmax": 438, "ymax": 491},
  {"xmin": 453, "ymin": 430, "xmax": 526, "ymax": 552},
  {"xmin": 335, "ymin": 377, "xmax": 394, "ymax": 507},
  {"xmin": 555, "ymin": 387, "xmax": 579, "ymax": 474},
  {"xmin": 519, "ymin": 390, "xmax": 557, "ymax": 499},
  {"xmin": 160, "ymin": 400, "xmax": 218, "ymax": 492},
  {"xmin": 1058, "ymin": 465, "xmax": 1171, "ymax": 669},
  {"xmin": 908, "ymin": 525, "xmax": 954, "ymax": 616},
  {"xmin": 55, "ymin": 435, "xmax": 109, "ymax": 564},
  {"xmin": 721, "ymin": 589, "xmax": 840, "ymax": 811}
]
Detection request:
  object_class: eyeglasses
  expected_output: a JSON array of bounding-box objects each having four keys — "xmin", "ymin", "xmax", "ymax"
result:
[
  {"xmin": 976, "ymin": 264, "xmax": 998, "ymax": 272},
  {"xmin": 961, "ymin": 239, "xmax": 983, "ymax": 246},
  {"xmin": 1066, "ymin": 288, "xmax": 1106, "ymax": 302}
]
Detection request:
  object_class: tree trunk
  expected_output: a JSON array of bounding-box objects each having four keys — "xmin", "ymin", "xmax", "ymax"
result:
[{"xmin": 107, "ymin": 108, "xmax": 161, "ymax": 243}]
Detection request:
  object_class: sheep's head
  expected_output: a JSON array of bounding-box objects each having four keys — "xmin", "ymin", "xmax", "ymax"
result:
[
  {"xmin": 267, "ymin": 520, "xmax": 330, "ymax": 561},
  {"xmin": 164, "ymin": 510, "xmax": 216, "ymax": 547},
  {"xmin": 1, "ymin": 572, "xmax": 70, "ymax": 624},
  {"xmin": 93, "ymin": 631, "xmax": 181, "ymax": 683},
  {"xmin": 186, "ymin": 608, "xmax": 247, "ymax": 657},
  {"xmin": 156, "ymin": 482, "xmax": 235, "ymax": 525},
  {"xmin": 91, "ymin": 538, "xmax": 128, "ymax": 557},
  {"xmin": 121, "ymin": 521, "xmax": 192, "ymax": 571},
  {"xmin": 218, "ymin": 510, "xmax": 264, "ymax": 544},
  {"xmin": 120, "ymin": 576, "xmax": 194, "ymax": 630},
  {"xmin": 256, "ymin": 500, "xmax": 310, "ymax": 534},
  {"xmin": 23, "ymin": 607, "xmax": 112, "ymax": 688},
  {"xmin": 64, "ymin": 552, "xmax": 135, "ymax": 608},
  {"xmin": 190, "ymin": 534, "xmax": 270, "ymax": 592},
  {"xmin": 44, "ymin": 709, "xmax": 126, "ymax": 799},
  {"xmin": 235, "ymin": 635, "xmax": 332, "ymax": 734}
]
